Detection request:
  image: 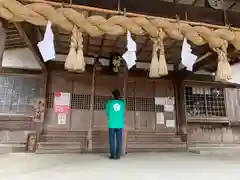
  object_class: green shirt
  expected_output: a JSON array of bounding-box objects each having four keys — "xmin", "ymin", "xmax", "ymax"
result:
[{"xmin": 105, "ymin": 99, "xmax": 125, "ymax": 128}]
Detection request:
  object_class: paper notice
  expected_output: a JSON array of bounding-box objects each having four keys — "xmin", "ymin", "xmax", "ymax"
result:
[
  {"xmin": 155, "ymin": 97, "xmax": 165, "ymax": 105},
  {"xmin": 165, "ymin": 97, "xmax": 175, "ymax": 105},
  {"xmin": 54, "ymin": 92, "xmax": 71, "ymax": 113},
  {"xmin": 166, "ymin": 120, "xmax": 175, "ymax": 128},
  {"xmin": 156, "ymin": 112, "xmax": 165, "ymax": 124},
  {"xmin": 164, "ymin": 104, "xmax": 174, "ymax": 112},
  {"xmin": 54, "ymin": 92, "xmax": 71, "ymax": 106},
  {"xmin": 58, "ymin": 113, "xmax": 66, "ymax": 125}
]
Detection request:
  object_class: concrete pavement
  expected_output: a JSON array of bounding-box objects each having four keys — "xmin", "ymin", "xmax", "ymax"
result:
[{"xmin": 0, "ymin": 152, "xmax": 240, "ymax": 180}]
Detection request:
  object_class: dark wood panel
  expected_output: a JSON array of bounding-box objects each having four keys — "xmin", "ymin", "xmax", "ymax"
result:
[{"xmin": 72, "ymin": 0, "xmax": 233, "ymax": 26}]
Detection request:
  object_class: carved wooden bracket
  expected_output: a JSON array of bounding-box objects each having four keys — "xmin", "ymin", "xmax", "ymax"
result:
[{"xmin": 32, "ymin": 98, "xmax": 45, "ymax": 123}]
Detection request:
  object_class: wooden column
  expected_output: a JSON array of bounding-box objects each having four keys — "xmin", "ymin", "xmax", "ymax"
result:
[
  {"xmin": 173, "ymin": 67, "xmax": 188, "ymax": 141},
  {"xmin": 88, "ymin": 60, "xmax": 96, "ymax": 151},
  {"xmin": 0, "ymin": 18, "xmax": 5, "ymax": 70},
  {"xmin": 14, "ymin": 22, "xmax": 47, "ymax": 146},
  {"xmin": 36, "ymin": 71, "xmax": 48, "ymax": 142},
  {"xmin": 122, "ymin": 67, "xmax": 128, "ymax": 155}
]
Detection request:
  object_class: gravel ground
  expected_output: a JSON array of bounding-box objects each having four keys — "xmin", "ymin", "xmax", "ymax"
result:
[{"xmin": 0, "ymin": 152, "xmax": 240, "ymax": 180}]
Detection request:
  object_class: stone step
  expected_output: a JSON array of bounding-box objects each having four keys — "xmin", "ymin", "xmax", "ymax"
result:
[
  {"xmin": 0, "ymin": 143, "xmax": 26, "ymax": 154},
  {"xmin": 188, "ymin": 143, "xmax": 240, "ymax": 154}
]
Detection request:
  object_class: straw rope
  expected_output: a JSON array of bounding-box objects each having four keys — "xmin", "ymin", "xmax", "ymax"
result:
[
  {"xmin": 0, "ymin": 0, "xmax": 238, "ymax": 80},
  {"xmin": 213, "ymin": 40, "xmax": 231, "ymax": 81},
  {"xmin": 0, "ymin": 0, "xmax": 239, "ymax": 50}
]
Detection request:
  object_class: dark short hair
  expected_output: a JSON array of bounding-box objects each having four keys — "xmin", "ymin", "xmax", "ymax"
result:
[{"xmin": 112, "ymin": 89, "xmax": 120, "ymax": 99}]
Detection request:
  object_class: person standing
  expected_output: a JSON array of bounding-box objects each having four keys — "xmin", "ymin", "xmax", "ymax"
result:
[{"xmin": 105, "ymin": 89, "xmax": 125, "ymax": 159}]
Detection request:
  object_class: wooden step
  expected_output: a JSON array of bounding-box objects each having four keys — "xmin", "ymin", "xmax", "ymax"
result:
[
  {"xmin": 127, "ymin": 143, "xmax": 186, "ymax": 149},
  {"xmin": 40, "ymin": 135, "xmax": 86, "ymax": 143},
  {"xmin": 36, "ymin": 142, "xmax": 82, "ymax": 154},
  {"xmin": 128, "ymin": 137, "xmax": 181, "ymax": 142},
  {"xmin": 42, "ymin": 131, "xmax": 87, "ymax": 136},
  {"xmin": 127, "ymin": 147, "xmax": 187, "ymax": 153},
  {"xmin": 38, "ymin": 130, "xmax": 184, "ymax": 153}
]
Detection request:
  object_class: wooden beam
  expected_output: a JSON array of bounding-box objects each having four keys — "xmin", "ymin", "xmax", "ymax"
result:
[
  {"xmin": 227, "ymin": 2, "xmax": 237, "ymax": 11},
  {"xmin": 72, "ymin": 0, "xmax": 229, "ymax": 26},
  {"xmin": 195, "ymin": 52, "xmax": 213, "ymax": 64},
  {"xmin": 0, "ymin": 67, "xmax": 43, "ymax": 77},
  {"xmin": 14, "ymin": 22, "xmax": 47, "ymax": 73},
  {"xmin": 193, "ymin": 49, "xmax": 238, "ymax": 72}
]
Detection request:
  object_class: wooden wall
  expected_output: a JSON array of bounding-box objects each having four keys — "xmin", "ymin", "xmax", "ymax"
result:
[
  {"xmin": 44, "ymin": 71, "xmax": 176, "ymax": 132},
  {"xmin": 0, "ymin": 73, "xmax": 44, "ymax": 145},
  {"xmin": 40, "ymin": 70, "xmax": 184, "ymax": 152},
  {"xmin": 184, "ymin": 82, "xmax": 240, "ymax": 144}
]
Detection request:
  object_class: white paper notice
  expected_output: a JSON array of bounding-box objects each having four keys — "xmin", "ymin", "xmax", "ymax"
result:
[
  {"xmin": 156, "ymin": 112, "xmax": 165, "ymax": 124},
  {"xmin": 165, "ymin": 97, "xmax": 175, "ymax": 105},
  {"xmin": 58, "ymin": 113, "xmax": 66, "ymax": 125},
  {"xmin": 164, "ymin": 104, "xmax": 174, "ymax": 112},
  {"xmin": 166, "ymin": 120, "xmax": 175, "ymax": 128},
  {"xmin": 54, "ymin": 92, "xmax": 71, "ymax": 106},
  {"xmin": 155, "ymin": 97, "xmax": 165, "ymax": 105}
]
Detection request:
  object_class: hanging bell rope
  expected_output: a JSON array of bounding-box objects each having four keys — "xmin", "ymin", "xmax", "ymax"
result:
[
  {"xmin": 64, "ymin": 25, "xmax": 78, "ymax": 71},
  {"xmin": 149, "ymin": 38, "xmax": 160, "ymax": 78},
  {"xmin": 157, "ymin": 29, "xmax": 168, "ymax": 76},
  {"xmin": 149, "ymin": 29, "xmax": 168, "ymax": 78},
  {"xmin": 213, "ymin": 40, "xmax": 231, "ymax": 81},
  {"xmin": 74, "ymin": 30, "xmax": 86, "ymax": 72}
]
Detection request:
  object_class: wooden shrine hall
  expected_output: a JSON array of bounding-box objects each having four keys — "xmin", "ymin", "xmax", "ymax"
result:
[{"xmin": 0, "ymin": 0, "xmax": 240, "ymax": 153}]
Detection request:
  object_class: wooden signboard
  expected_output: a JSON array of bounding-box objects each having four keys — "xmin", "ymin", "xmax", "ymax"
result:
[{"xmin": 109, "ymin": 53, "xmax": 124, "ymax": 75}]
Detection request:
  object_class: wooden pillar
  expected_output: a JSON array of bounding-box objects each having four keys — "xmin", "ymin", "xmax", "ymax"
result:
[
  {"xmin": 122, "ymin": 68, "xmax": 128, "ymax": 155},
  {"xmin": 87, "ymin": 61, "xmax": 96, "ymax": 151},
  {"xmin": 0, "ymin": 18, "xmax": 5, "ymax": 70},
  {"xmin": 173, "ymin": 67, "xmax": 188, "ymax": 141}
]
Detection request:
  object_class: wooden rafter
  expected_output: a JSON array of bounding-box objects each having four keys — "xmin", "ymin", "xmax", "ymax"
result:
[
  {"xmin": 14, "ymin": 22, "xmax": 47, "ymax": 73},
  {"xmin": 227, "ymin": 2, "xmax": 237, "ymax": 11},
  {"xmin": 193, "ymin": 49, "xmax": 239, "ymax": 72}
]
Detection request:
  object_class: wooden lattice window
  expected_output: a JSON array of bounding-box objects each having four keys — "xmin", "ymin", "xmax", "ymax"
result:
[
  {"xmin": 47, "ymin": 94, "xmax": 164, "ymax": 112},
  {"xmin": 126, "ymin": 96, "xmax": 135, "ymax": 111},
  {"xmin": 184, "ymin": 86, "xmax": 226, "ymax": 118},
  {"xmin": 47, "ymin": 93, "xmax": 54, "ymax": 108},
  {"xmin": 0, "ymin": 75, "xmax": 43, "ymax": 115},
  {"xmin": 94, "ymin": 96, "xmax": 111, "ymax": 110},
  {"xmin": 71, "ymin": 94, "xmax": 91, "ymax": 110},
  {"xmin": 135, "ymin": 97, "xmax": 155, "ymax": 112}
]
